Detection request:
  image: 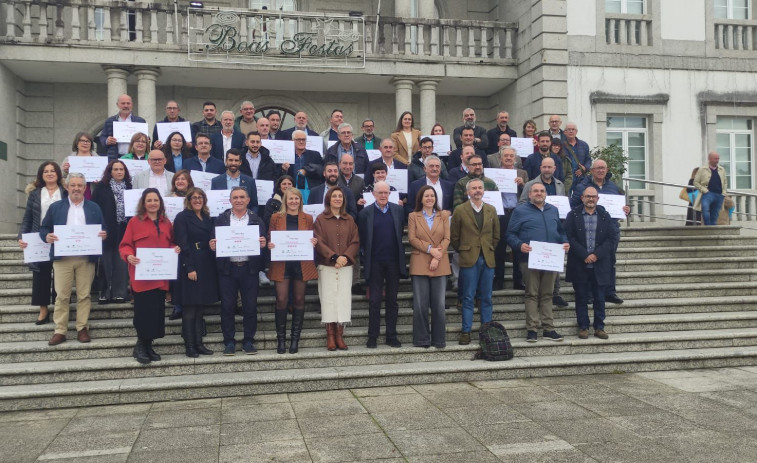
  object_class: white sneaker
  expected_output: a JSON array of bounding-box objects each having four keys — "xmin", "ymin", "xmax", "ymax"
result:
[{"xmin": 259, "ymin": 271, "xmax": 271, "ymax": 285}]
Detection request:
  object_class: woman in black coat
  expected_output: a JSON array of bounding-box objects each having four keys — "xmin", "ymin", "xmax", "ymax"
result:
[
  {"xmin": 172, "ymin": 187, "xmax": 220, "ymax": 357},
  {"xmin": 91, "ymin": 160, "xmax": 132, "ymax": 304},
  {"xmin": 18, "ymin": 161, "xmax": 66, "ymax": 324}
]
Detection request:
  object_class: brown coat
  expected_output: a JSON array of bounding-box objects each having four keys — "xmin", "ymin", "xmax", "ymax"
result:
[
  {"xmin": 450, "ymin": 201, "xmax": 500, "ymax": 268},
  {"xmin": 391, "ymin": 128, "xmax": 421, "ymax": 165},
  {"xmin": 408, "ymin": 210, "xmax": 452, "ymax": 277},
  {"xmin": 313, "ymin": 210, "xmax": 360, "ymax": 267},
  {"xmin": 267, "ymin": 211, "xmax": 318, "ymax": 282}
]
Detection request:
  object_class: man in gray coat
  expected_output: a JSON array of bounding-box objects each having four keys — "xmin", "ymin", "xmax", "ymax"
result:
[{"xmin": 131, "ymin": 150, "xmax": 173, "ymax": 195}]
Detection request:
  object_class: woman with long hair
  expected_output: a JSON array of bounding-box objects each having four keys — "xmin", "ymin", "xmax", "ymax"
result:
[
  {"xmin": 390, "ymin": 111, "xmax": 421, "ymax": 165},
  {"xmin": 119, "ymin": 188, "xmax": 179, "ymax": 364},
  {"xmin": 267, "ymin": 188, "xmax": 318, "ymax": 354},
  {"xmin": 61, "ymin": 132, "xmax": 97, "ymax": 199},
  {"xmin": 408, "ymin": 185, "xmax": 451, "ymax": 348},
  {"xmin": 17, "ymin": 161, "xmax": 66, "ymax": 324},
  {"xmin": 120, "ymin": 132, "xmax": 150, "ymax": 160},
  {"xmin": 91, "ymin": 160, "xmax": 132, "ymax": 304},
  {"xmin": 313, "ymin": 187, "xmax": 359, "ymax": 351},
  {"xmin": 172, "ymin": 187, "xmax": 219, "ymax": 357},
  {"xmin": 263, "ymin": 175, "xmax": 294, "ymax": 228},
  {"xmin": 431, "ymin": 123, "xmax": 446, "ymax": 135},
  {"xmin": 162, "ymin": 131, "xmax": 192, "ymax": 173},
  {"xmin": 551, "ymin": 138, "xmax": 574, "ymax": 193}
]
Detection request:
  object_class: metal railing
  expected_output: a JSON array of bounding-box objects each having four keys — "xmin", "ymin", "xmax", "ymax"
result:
[{"xmin": 622, "ymin": 177, "xmax": 757, "ymax": 225}]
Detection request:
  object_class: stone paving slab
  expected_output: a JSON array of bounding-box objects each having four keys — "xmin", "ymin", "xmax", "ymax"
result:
[{"xmin": 3, "ymin": 366, "xmax": 757, "ymax": 462}]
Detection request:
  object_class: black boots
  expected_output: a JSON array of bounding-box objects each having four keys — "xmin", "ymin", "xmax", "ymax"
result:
[
  {"xmin": 289, "ymin": 309, "xmax": 305, "ymax": 354},
  {"xmin": 275, "ymin": 309, "xmax": 288, "ymax": 354},
  {"xmin": 145, "ymin": 338, "xmax": 161, "ymax": 361},
  {"xmin": 133, "ymin": 338, "xmax": 151, "ymax": 364},
  {"xmin": 183, "ymin": 318, "xmax": 199, "ymax": 358},
  {"xmin": 195, "ymin": 315, "xmax": 213, "ymax": 355}
]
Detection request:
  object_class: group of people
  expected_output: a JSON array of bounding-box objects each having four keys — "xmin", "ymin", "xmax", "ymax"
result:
[{"xmin": 17, "ymin": 95, "xmax": 636, "ymax": 362}]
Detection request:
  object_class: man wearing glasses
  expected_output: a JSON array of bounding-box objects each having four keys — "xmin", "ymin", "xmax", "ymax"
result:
[
  {"xmin": 356, "ymin": 119, "xmax": 382, "ymax": 150},
  {"xmin": 324, "ymin": 122, "xmax": 369, "ymax": 175},
  {"xmin": 131, "ymin": 150, "xmax": 173, "ymax": 194},
  {"xmin": 451, "ymin": 154, "xmax": 498, "ymax": 211},
  {"xmin": 285, "ymin": 130, "xmax": 324, "ymax": 189},
  {"xmin": 152, "ymin": 101, "xmax": 189, "ymax": 150},
  {"xmin": 409, "ymin": 137, "xmax": 449, "ymax": 185}
]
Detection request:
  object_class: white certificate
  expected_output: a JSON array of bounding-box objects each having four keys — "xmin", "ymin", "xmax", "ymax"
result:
[
  {"xmin": 120, "ymin": 159, "xmax": 149, "ymax": 177},
  {"xmin": 545, "ymin": 195, "xmax": 571, "ymax": 219},
  {"xmin": 482, "ymin": 191, "xmax": 505, "ymax": 215},
  {"xmin": 303, "ymin": 204, "xmax": 324, "ymax": 218},
  {"xmin": 270, "ymin": 230, "xmax": 314, "ymax": 261},
  {"xmin": 189, "ymin": 170, "xmax": 220, "ymax": 192},
  {"xmin": 256, "ymin": 180, "xmax": 274, "ymax": 206},
  {"xmin": 206, "ymin": 189, "xmax": 232, "ymax": 217},
  {"xmin": 53, "ymin": 224, "xmax": 102, "ymax": 256},
  {"xmin": 385, "ymin": 169, "xmax": 408, "ymax": 193},
  {"xmin": 21, "ymin": 233, "xmax": 51, "ymax": 263},
  {"xmin": 262, "ymin": 140, "xmax": 295, "ymax": 164},
  {"xmin": 215, "ymin": 225, "xmax": 261, "ymax": 257},
  {"xmin": 510, "ymin": 137, "xmax": 535, "ymax": 157},
  {"xmin": 67, "ymin": 156, "xmax": 108, "ymax": 182},
  {"xmin": 134, "ymin": 247, "xmax": 178, "ymax": 280},
  {"xmin": 124, "ymin": 189, "xmax": 145, "ymax": 217},
  {"xmin": 528, "ymin": 240, "xmax": 566, "ymax": 272},
  {"xmin": 156, "ymin": 121, "xmax": 192, "ymax": 143},
  {"xmin": 306, "ymin": 136, "xmax": 323, "ymax": 155},
  {"xmin": 424, "ymin": 134, "xmax": 451, "ymax": 155},
  {"xmin": 366, "ymin": 150, "xmax": 382, "ymax": 162},
  {"xmin": 327, "ymin": 140, "xmax": 338, "ymax": 150},
  {"xmin": 113, "ymin": 121, "xmax": 149, "ymax": 143},
  {"xmin": 364, "ymin": 190, "xmax": 400, "ymax": 206},
  {"xmin": 598, "ymin": 194, "xmax": 627, "ymax": 219},
  {"xmin": 485, "ymin": 168, "xmax": 518, "ymax": 194},
  {"xmin": 163, "ymin": 197, "xmax": 185, "ymax": 222}
]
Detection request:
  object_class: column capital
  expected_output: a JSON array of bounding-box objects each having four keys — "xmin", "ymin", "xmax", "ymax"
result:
[
  {"xmin": 416, "ymin": 79, "xmax": 441, "ymax": 89},
  {"xmin": 133, "ymin": 67, "xmax": 161, "ymax": 81},
  {"xmin": 101, "ymin": 65, "xmax": 130, "ymax": 79},
  {"xmin": 390, "ymin": 77, "xmax": 415, "ymax": 90}
]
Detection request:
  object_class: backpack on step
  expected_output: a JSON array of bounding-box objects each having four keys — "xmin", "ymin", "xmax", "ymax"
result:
[{"xmin": 473, "ymin": 321, "xmax": 514, "ymax": 361}]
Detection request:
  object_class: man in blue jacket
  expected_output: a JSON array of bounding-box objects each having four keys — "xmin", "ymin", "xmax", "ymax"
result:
[
  {"xmin": 211, "ymin": 149, "xmax": 258, "ymax": 213},
  {"xmin": 507, "ymin": 182, "xmax": 569, "ymax": 343},
  {"xmin": 39, "ymin": 173, "xmax": 107, "ymax": 346},
  {"xmin": 100, "ymin": 94, "xmax": 146, "ymax": 160}
]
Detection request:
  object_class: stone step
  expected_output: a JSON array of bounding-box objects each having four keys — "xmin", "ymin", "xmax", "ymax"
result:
[
  {"xmin": 2, "ymin": 327, "xmax": 757, "ymax": 386},
  {"xmin": 617, "ymin": 225, "xmax": 743, "ymax": 236},
  {"xmin": 617, "ymin": 235, "xmax": 757, "ymax": 248},
  {"xmin": 2, "ymin": 344, "xmax": 757, "ymax": 411},
  {"xmin": 616, "ymin": 256, "xmax": 757, "ymax": 272},
  {"xmin": 615, "ymin": 245, "xmax": 757, "ymax": 258}
]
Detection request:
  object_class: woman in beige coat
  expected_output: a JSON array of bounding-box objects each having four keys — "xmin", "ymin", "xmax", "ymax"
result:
[
  {"xmin": 408, "ymin": 185, "xmax": 451, "ymax": 348},
  {"xmin": 390, "ymin": 111, "xmax": 421, "ymax": 166}
]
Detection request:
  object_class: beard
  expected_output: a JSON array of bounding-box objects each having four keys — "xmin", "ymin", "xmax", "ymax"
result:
[{"xmin": 464, "ymin": 120, "xmax": 475, "ymax": 129}]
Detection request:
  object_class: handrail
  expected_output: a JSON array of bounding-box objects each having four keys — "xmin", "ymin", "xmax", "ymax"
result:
[{"xmin": 622, "ymin": 177, "xmax": 757, "ymax": 198}]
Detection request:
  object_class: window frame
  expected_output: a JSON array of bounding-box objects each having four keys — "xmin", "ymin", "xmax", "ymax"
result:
[
  {"xmin": 714, "ymin": 0, "xmax": 751, "ymax": 20},
  {"xmin": 716, "ymin": 116, "xmax": 754, "ymax": 190},
  {"xmin": 606, "ymin": 0, "xmax": 646, "ymax": 14},
  {"xmin": 606, "ymin": 116, "xmax": 649, "ymax": 189}
]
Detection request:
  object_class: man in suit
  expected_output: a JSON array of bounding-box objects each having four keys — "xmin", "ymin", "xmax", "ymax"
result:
[
  {"xmin": 409, "ymin": 137, "xmax": 449, "ymax": 185},
  {"xmin": 100, "ymin": 94, "xmax": 147, "ymax": 160},
  {"xmin": 355, "ymin": 118, "xmax": 382, "ymax": 150},
  {"xmin": 366, "ymin": 138, "xmax": 406, "ymax": 187},
  {"xmin": 358, "ymin": 181, "xmax": 407, "ymax": 348},
  {"xmin": 239, "ymin": 131, "xmax": 277, "ymax": 181},
  {"xmin": 267, "ymin": 110, "xmax": 282, "ymax": 140},
  {"xmin": 132, "ymin": 150, "xmax": 174, "ymax": 194},
  {"xmin": 452, "ymin": 108, "xmax": 488, "ymax": 152},
  {"xmin": 525, "ymin": 132, "xmax": 564, "ymax": 182},
  {"xmin": 565, "ymin": 186, "xmax": 619, "ymax": 340},
  {"xmin": 485, "ymin": 111, "xmax": 517, "ymax": 155},
  {"xmin": 308, "ymin": 162, "xmax": 358, "ymax": 220},
  {"xmin": 450, "ymin": 178, "xmax": 499, "ymax": 345},
  {"xmin": 492, "ymin": 147, "xmax": 528, "ymax": 290},
  {"xmin": 210, "ymin": 187, "xmax": 267, "ymax": 355},
  {"xmin": 277, "ymin": 111, "xmax": 318, "ymax": 140},
  {"xmin": 152, "ymin": 100, "xmax": 189, "ymax": 150},
  {"xmin": 211, "ymin": 148, "xmax": 258, "ymax": 212},
  {"xmin": 448, "ymin": 127, "xmax": 488, "ymax": 170},
  {"xmin": 183, "ymin": 133, "xmax": 226, "ymax": 175},
  {"xmin": 40, "ymin": 173, "xmax": 107, "ymax": 345},
  {"xmin": 324, "ymin": 123, "xmax": 370, "ymax": 175},
  {"xmin": 210, "ymin": 111, "xmax": 245, "ymax": 161},
  {"xmin": 507, "ymin": 182, "xmax": 570, "ymax": 343},
  {"xmin": 285, "ymin": 129, "xmax": 324, "ymax": 190},
  {"xmin": 407, "ymin": 155, "xmax": 454, "ymax": 213}
]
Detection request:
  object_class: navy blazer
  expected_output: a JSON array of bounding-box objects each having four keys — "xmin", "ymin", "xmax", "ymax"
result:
[
  {"xmin": 324, "ymin": 142, "xmax": 370, "ymax": 175},
  {"xmin": 100, "ymin": 114, "xmax": 147, "ymax": 160},
  {"xmin": 564, "ymin": 204, "xmax": 619, "ymax": 286},
  {"xmin": 184, "ymin": 155, "xmax": 227, "ymax": 175},
  {"xmin": 210, "ymin": 173, "xmax": 258, "ymax": 213},
  {"xmin": 277, "ymin": 126, "xmax": 318, "ymax": 141},
  {"xmin": 307, "ymin": 184, "xmax": 358, "ymax": 221},
  {"xmin": 446, "ymin": 147, "xmax": 488, "ymax": 170},
  {"xmin": 406, "ymin": 177, "xmax": 455, "ymax": 213},
  {"xmin": 287, "ymin": 149, "xmax": 324, "ymax": 189},
  {"xmin": 524, "ymin": 153, "xmax": 564, "ymax": 182},
  {"xmin": 209, "ymin": 131, "xmax": 246, "ymax": 161},
  {"xmin": 357, "ymin": 202, "xmax": 408, "ymax": 280},
  {"xmin": 38, "ymin": 199, "xmax": 106, "ymax": 261},
  {"xmin": 240, "ymin": 148, "xmax": 277, "ymax": 181}
]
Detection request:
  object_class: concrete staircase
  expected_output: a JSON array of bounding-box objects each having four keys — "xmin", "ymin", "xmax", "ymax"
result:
[{"xmin": 1, "ymin": 225, "xmax": 756, "ymax": 411}]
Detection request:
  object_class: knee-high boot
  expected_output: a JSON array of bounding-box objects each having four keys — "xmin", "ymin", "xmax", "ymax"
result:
[
  {"xmin": 335, "ymin": 323, "xmax": 348, "ymax": 350},
  {"xmin": 183, "ymin": 316, "xmax": 199, "ymax": 358},
  {"xmin": 275, "ymin": 309, "xmax": 288, "ymax": 354},
  {"xmin": 326, "ymin": 323, "xmax": 336, "ymax": 351},
  {"xmin": 195, "ymin": 313, "xmax": 213, "ymax": 355},
  {"xmin": 145, "ymin": 338, "xmax": 161, "ymax": 361},
  {"xmin": 289, "ymin": 308, "xmax": 305, "ymax": 354},
  {"xmin": 133, "ymin": 338, "xmax": 150, "ymax": 364}
]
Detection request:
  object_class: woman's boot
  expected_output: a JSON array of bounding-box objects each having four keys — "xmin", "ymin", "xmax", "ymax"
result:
[
  {"xmin": 133, "ymin": 338, "xmax": 151, "ymax": 364},
  {"xmin": 326, "ymin": 323, "xmax": 336, "ymax": 351},
  {"xmin": 194, "ymin": 314, "xmax": 213, "ymax": 355},
  {"xmin": 145, "ymin": 338, "xmax": 161, "ymax": 361},
  {"xmin": 289, "ymin": 309, "xmax": 305, "ymax": 354},
  {"xmin": 335, "ymin": 323, "xmax": 348, "ymax": 350},
  {"xmin": 275, "ymin": 309, "xmax": 288, "ymax": 354},
  {"xmin": 183, "ymin": 318, "xmax": 199, "ymax": 358}
]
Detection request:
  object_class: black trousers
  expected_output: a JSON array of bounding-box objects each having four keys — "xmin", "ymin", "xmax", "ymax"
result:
[
  {"xmin": 132, "ymin": 288, "xmax": 166, "ymax": 340},
  {"xmin": 494, "ymin": 209, "xmax": 522, "ymax": 283},
  {"xmin": 367, "ymin": 260, "xmax": 400, "ymax": 339},
  {"xmin": 31, "ymin": 261, "xmax": 56, "ymax": 306}
]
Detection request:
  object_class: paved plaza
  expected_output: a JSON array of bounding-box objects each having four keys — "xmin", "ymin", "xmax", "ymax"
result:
[{"xmin": 2, "ymin": 366, "xmax": 757, "ymax": 462}]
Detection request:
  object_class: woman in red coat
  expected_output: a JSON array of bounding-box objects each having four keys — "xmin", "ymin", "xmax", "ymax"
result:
[{"xmin": 119, "ymin": 188, "xmax": 180, "ymax": 364}]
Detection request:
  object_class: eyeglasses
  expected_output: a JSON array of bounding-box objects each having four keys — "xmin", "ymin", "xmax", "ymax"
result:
[
  {"xmin": 190, "ymin": 195, "xmax": 204, "ymax": 200},
  {"xmin": 583, "ymin": 195, "xmax": 598, "ymax": 199},
  {"xmin": 149, "ymin": 158, "xmax": 165, "ymax": 162},
  {"xmin": 293, "ymin": 138, "xmax": 307, "ymax": 141},
  {"xmin": 166, "ymin": 106, "xmax": 179, "ymax": 110},
  {"xmin": 469, "ymin": 162, "xmax": 483, "ymax": 167},
  {"xmin": 339, "ymin": 131, "xmax": 352, "ymax": 135},
  {"xmin": 79, "ymin": 139, "xmax": 91, "ymax": 143}
]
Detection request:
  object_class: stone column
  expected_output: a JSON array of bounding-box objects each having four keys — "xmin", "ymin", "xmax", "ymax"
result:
[
  {"xmin": 417, "ymin": 79, "xmax": 439, "ymax": 134},
  {"xmin": 394, "ymin": 0, "xmax": 411, "ymax": 17},
  {"xmin": 134, "ymin": 67, "xmax": 160, "ymax": 130},
  {"xmin": 102, "ymin": 66, "xmax": 129, "ymax": 117},
  {"xmin": 418, "ymin": 0, "xmax": 436, "ymax": 19},
  {"xmin": 390, "ymin": 78, "xmax": 414, "ymax": 122}
]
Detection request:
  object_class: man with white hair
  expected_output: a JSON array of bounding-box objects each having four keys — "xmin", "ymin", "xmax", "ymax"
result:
[
  {"xmin": 453, "ymin": 108, "xmax": 489, "ymax": 152},
  {"xmin": 563, "ymin": 122, "xmax": 592, "ymax": 181},
  {"xmin": 234, "ymin": 100, "xmax": 257, "ymax": 135},
  {"xmin": 210, "ymin": 110, "xmax": 245, "ymax": 161},
  {"xmin": 324, "ymin": 122, "xmax": 370, "ymax": 175}
]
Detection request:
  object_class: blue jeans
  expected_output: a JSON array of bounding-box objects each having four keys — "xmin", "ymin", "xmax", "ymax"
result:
[
  {"xmin": 459, "ymin": 255, "xmax": 494, "ymax": 333},
  {"xmin": 701, "ymin": 191, "xmax": 724, "ymax": 225},
  {"xmin": 573, "ymin": 268, "xmax": 606, "ymax": 330}
]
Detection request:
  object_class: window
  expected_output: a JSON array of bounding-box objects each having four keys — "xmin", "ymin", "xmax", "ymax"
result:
[
  {"xmin": 716, "ymin": 117, "xmax": 753, "ymax": 189},
  {"xmin": 249, "ymin": 0, "xmax": 297, "ymax": 10},
  {"xmin": 94, "ymin": 8, "xmax": 105, "ymax": 41},
  {"xmin": 606, "ymin": 0, "xmax": 645, "ymax": 14},
  {"xmin": 606, "ymin": 116, "xmax": 647, "ymax": 189},
  {"xmin": 715, "ymin": 0, "xmax": 750, "ymax": 19}
]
